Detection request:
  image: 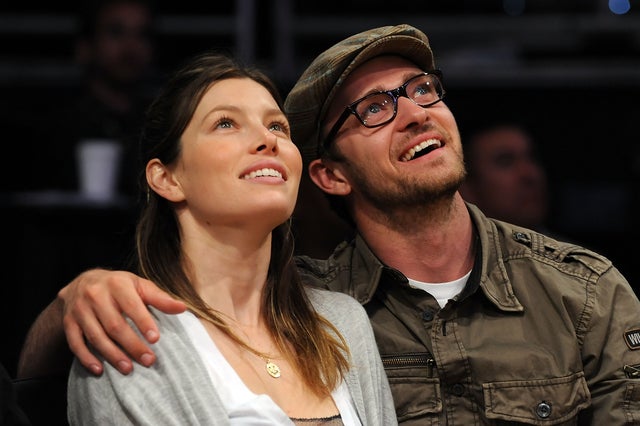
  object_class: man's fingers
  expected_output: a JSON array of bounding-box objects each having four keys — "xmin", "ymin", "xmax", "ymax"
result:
[
  {"xmin": 140, "ymin": 282, "xmax": 186, "ymax": 315},
  {"xmin": 118, "ymin": 278, "xmax": 186, "ymax": 345},
  {"xmin": 63, "ymin": 277, "xmax": 149, "ymax": 374},
  {"xmin": 73, "ymin": 312, "xmax": 140, "ymax": 374},
  {"xmin": 65, "ymin": 321, "xmax": 106, "ymax": 376},
  {"xmin": 94, "ymin": 302, "xmax": 157, "ymax": 368},
  {"xmin": 59, "ymin": 269, "xmax": 182, "ymax": 373}
]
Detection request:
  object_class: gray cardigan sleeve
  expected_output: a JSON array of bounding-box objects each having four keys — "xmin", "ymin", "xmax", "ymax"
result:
[
  {"xmin": 307, "ymin": 287, "xmax": 398, "ymax": 426},
  {"xmin": 67, "ymin": 309, "xmax": 230, "ymax": 425},
  {"xmin": 68, "ymin": 291, "xmax": 397, "ymax": 425}
]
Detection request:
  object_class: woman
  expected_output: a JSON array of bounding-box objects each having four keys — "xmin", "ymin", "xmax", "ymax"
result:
[{"xmin": 66, "ymin": 51, "xmax": 396, "ymax": 425}]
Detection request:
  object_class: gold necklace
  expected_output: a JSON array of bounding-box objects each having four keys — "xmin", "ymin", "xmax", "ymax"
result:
[
  {"xmin": 241, "ymin": 344, "xmax": 281, "ymax": 379},
  {"xmin": 234, "ymin": 327, "xmax": 282, "ymax": 379},
  {"xmin": 215, "ymin": 312, "xmax": 282, "ymax": 379},
  {"xmin": 263, "ymin": 358, "xmax": 281, "ymax": 378}
]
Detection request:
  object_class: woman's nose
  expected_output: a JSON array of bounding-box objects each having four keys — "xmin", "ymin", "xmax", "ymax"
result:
[{"xmin": 255, "ymin": 132, "xmax": 279, "ymax": 154}]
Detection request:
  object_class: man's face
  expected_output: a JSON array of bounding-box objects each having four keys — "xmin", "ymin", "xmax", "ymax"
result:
[
  {"xmin": 318, "ymin": 55, "xmax": 465, "ymax": 213},
  {"xmin": 460, "ymin": 126, "xmax": 548, "ymax": 229},
  {"xmin": 91, "ymin": 2, "xmax": 154, "ymax": 87}
]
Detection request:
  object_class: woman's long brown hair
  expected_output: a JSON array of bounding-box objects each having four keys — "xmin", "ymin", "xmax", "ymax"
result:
[{"xmin": 134, "ymin": 51, "xmax": 349, "ymax": 396}]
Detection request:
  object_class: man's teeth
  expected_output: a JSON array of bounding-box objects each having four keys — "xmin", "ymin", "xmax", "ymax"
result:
[
  {"xmin": 401, "ymin": 139, "xmax": 441, "ymax": 162},
  {"xmin": 242, "ymin": 168, "xmax": 283, "ymax": 179}
]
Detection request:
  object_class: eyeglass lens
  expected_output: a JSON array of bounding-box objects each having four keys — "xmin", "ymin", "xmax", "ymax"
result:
[
  {"xmin": 354, "ymin": 73, "xmax": 442, "ymax": 128},
  {"xmin": 320, "ymin": 72, "xmax": 444, "ymax": 154}
]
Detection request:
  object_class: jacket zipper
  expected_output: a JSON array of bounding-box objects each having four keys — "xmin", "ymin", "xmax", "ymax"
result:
[{"xmin": 381, "ymin": 353, "xmax": 436, "ymax": 377}]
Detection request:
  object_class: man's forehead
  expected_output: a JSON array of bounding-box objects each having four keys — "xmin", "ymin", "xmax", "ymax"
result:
[{"xmin": 335, "ymin": 56, "xmax": 423, "ymax": 102}]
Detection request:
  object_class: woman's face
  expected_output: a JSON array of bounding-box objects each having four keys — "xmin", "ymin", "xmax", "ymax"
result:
[{"xmin": 161, "ymin": 77, "xmax": 302, "ymax": 231}]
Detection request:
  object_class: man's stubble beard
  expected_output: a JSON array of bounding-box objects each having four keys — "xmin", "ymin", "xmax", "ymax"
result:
[{"xmin": 346, "ymin": 156, "xmax": 467, "ymax": 231}]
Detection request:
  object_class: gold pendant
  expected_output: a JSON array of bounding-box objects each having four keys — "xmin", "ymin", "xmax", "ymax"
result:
[{"xmin": 265, "ymin": 360, "xmax": 281, "ymax": 378}]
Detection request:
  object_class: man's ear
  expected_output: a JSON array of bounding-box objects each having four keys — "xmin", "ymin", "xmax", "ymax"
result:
[
  {"xmin": 146, "ymin": 159, "xmax": 185, "ymax": 202},
  {"xmin": 308, "ymin": 159, "xmax": 351, "ymax": 196}
]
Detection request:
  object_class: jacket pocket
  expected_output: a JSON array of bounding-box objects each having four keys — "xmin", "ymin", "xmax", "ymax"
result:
[
  {"xmin": 483, "ymin": 372, "xmax": 590, "ymax": 425},
  {"xmin": 387, "ymin": 376, "xmax": 441, "ymax": 423},
  {"xmin": 382, "ymin": 353, "xmax": 441, "ymax": 422},
  {"xmin": 624, "ymin": 383, "xmax": 640, "ymax": 424}
]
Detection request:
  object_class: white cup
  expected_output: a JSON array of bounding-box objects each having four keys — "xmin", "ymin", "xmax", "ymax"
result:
[{"xmin": 76, "ymin": 139, "xmax": 122, "ymax": 201}]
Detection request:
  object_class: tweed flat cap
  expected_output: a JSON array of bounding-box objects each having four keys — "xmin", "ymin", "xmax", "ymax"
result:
[{"xmin": 284, "ymin": 24, "xmax": 435, "ymax": 166}]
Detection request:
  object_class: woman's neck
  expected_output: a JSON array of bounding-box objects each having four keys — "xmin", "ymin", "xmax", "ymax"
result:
[{"xmin": 181, "ymin": 225, "xmax": 273, "ymax": 324}]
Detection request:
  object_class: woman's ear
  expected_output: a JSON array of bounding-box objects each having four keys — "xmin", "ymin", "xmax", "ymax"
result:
[
  {"xmin": 307, "ymin": 159, "xmax": 351, "ymax": 196},
  {"xmin": 146, "ymin": 159, "xmax": 185, "ymax": 202}
]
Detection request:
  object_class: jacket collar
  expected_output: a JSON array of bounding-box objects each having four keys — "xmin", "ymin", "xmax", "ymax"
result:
[
  {"xmin": 466, "ymin": 203, "xmax": 524, "ymax": 312},
  {"xmin": 343, "ymin": 202, "xmax": 524, "ymax": 312}
]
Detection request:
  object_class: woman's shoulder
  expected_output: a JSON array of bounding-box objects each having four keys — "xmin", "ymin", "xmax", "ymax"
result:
[
  {"xmin": 132, "ymin": 308, "xmax": 197, "ymax": 354},
  {"xmin": 145, "ymin": 306, "xmax": 188, "ymax": 331},
  {"xmin": 306, "ymin": 286, "xmax": 362, "ymax": 309},
  {"xmin": 305, "ymin": 287, "xmax": 368, "ymax": 326}
]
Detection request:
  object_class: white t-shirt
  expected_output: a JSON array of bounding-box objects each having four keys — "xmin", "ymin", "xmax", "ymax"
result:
[{"xmin": 408, "ymin": 270, "xmax": 472, "ymax": 308}]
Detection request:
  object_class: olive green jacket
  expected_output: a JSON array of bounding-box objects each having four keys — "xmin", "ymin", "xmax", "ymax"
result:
[{"xmin": 295, "ymin": 203, "xmax": 640, "ymax": 425}]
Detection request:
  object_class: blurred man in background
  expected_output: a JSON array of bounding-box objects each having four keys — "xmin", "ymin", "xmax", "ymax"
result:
[
  {"xmin": 459, "ymin": 122, "xmax": 551, "ymax": 233},
  {"xmin": 61, "ymin": 0, "xmax": 158, "ymax": 196}
]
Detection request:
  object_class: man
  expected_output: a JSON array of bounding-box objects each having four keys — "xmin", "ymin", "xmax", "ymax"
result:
[
  {"xmin": 459, "ymin": 122, "xmax": 550, "ymax": 232},
  {"xmin": 19, "ymin": 25, "xmax": 640, "ymax": 424},
  {"xmin": 57, "ymin": 0, "xmax": 157, "ymax": 196}
]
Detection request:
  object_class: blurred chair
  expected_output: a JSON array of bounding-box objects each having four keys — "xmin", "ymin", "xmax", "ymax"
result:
[{"xmin": 13, "ymin": 375, "xmax": 68, "ymax": 426}]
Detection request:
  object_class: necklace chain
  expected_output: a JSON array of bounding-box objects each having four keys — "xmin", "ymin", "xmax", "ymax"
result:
[
  {"xmin": 217, "ymin": 313, "xmax": 282, "ymax": 379},
  {"xmin": 239, "ymin": 341, "xmax": 282, "ymax": 379}
]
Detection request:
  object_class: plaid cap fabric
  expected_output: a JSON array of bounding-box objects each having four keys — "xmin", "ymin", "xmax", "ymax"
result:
[{"xmin": 284, "ymin": 24, "xmax": 435, "ymax": 166}]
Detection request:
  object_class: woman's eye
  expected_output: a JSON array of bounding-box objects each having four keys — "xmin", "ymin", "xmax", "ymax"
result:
[
  {"xmin": 269, "ymin": 121, "xmax": 290, "ymax": 135},
  {"xmin": 217, "ymin": 120, "xmax": 233, "ymax": 129}
]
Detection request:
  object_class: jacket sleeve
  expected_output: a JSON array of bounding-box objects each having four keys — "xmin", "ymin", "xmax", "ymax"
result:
[{"xmin": 579, "ymin": 265, "xmax": 640, "ymax": 424}]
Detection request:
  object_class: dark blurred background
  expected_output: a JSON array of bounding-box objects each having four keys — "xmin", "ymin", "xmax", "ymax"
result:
[{"xmin": 2, "ymin": 0, "xmax": 639, "ymax": 378}]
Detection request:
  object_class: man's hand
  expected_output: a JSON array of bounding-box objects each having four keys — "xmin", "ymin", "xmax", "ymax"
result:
[{"xmin": 59, "ymin": 269, "xmax": 186, "ymax": 375}]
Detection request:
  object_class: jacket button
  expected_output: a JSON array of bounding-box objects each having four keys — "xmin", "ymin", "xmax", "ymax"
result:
[
  {"xmin": 513, "ymin": 231, "xmax": 529, "ymax": 243},
  {"xmin": 451, "ymin": 383, "xmax": 464, "ymax": 396},
  {"xmin": 535, "ymin": 401, "xmax": 552, "ymax": 418},
  {"xmin": 422, "ymin": 310, "xmax": 434, "ymax": 321}
]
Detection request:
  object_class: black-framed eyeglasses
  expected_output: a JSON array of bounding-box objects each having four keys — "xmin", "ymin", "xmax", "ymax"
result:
[{"xmin": 321, "ymin": 70, "xmax": 445, "ymax": 153}]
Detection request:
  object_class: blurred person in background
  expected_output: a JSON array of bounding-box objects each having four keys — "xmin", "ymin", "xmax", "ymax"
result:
[
  {"xmin": 0, "ymin": 0, "xmax": 159, "ymax": 380},
  {"xmin": 459, "ymin": 122, "xmax": 553, "ymax": 234},
  {"xmin": 48, "ymin": 0, "xmax": 158, "ymax": 196}
]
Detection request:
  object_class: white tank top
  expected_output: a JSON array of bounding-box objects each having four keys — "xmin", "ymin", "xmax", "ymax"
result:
[{"xmin": 177, "ymin": 311, "xmax": 361, "ymax": 425}]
